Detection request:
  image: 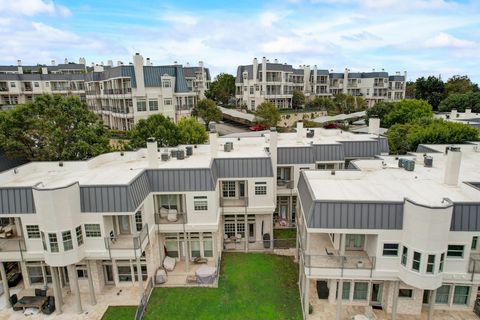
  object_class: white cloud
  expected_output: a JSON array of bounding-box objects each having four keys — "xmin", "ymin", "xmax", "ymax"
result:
[
  {"xmin": 159, "ymin": 13, "xmax": 198, "ymax": 26},
  {"xmin": 259, "ymin": 11, "xmax": 289, "ymax": 27},
  {"xmin": 424, "ymin": 32, "xmax": 476, "ymax": 49},
  {"xmin": 0, "ymin": 0, "xmax": 71, "ymax": 17}
]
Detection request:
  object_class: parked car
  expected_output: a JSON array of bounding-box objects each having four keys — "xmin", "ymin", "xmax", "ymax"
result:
[
  {"xmin": 323, "ymin": 123, "xmax": 338, "ymax": 129},
  {"xmin": 249, "ymin": 124, "xmax": 267, "ymax": 131}
]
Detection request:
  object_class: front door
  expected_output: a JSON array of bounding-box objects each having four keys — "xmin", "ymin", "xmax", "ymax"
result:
[
  {"xmin": 118, "ymin": 216, "xmax": 131, "ymax": 235},
  {"xmin": 423, "ymin": 290, "xmax": 430, "ymax": 304},
  {"xmin": 371, "ymin": 283, "xmax": 382, "ymax": 306},
  {"xmin": 248, "ymin": 223, "xmax": 255, "ymax": 243}
]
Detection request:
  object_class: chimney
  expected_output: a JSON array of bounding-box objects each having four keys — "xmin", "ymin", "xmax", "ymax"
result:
[
  {"xmin": 17, "ymin": 66, "xmax": 23, "ymax": 74},
  {"xmin": 209, "ymin": 128, "xmax": 218, "ymax": 159},
  {"xmin": 296, "ymin": 121, "xmax": 304, "ymax": 142},
  {"xmin": 146, "ymin": 58, "xmax": 152, "ymax": 66},
  {"xmin": 253, "ymin": 58, "xmax": 258, "ymax": 81},
  {"xmin": 146, "ymin": 138, "xmax": 158, "ymax": 168},
  {"xmin": 79, "ymin": 57, "xmax": 86, "ymax": 65},
  {"xmin": 107, "ymin": 60, "xmax": 113, "ymax": 67},
  {"xmin": 117, "ymin": 61, "xmax": 122, "ymax": 66},
  {"xmin": 451, "ymin": 109, "xmax": 458, "ymax": 119},
  {"xmin": 465, "ymin": 108, "xmax": 472, "ymax": 115},
  {"xmin": 17, "ymin": 60, "xmax": 22, "ymax": 66},
  {"xmin": 51, "ymin": 60, "xmax": 56, "ymax": 66},
  {"xmin": 198, "ymin": 61, "xmax": 204, "ymax": 68},
  {"xmin": 64, "ymin": 58, "xmax": 68, "ymax": 64},
  {"xmin": 444, "ymin": 147, "xmax": 462, "ymax": 186},
  {"xmin": 41, "ymin": 67, "xmax": 48, "ymax": 75},
  {"xmin": 132, "ymin": 53, "xmax": 145, "ymax": 96},
  {"xmin": 368, "ymin": 118, "xmax": 380, "ymax": 135},
  {"xmin": 270, "ymin": 128, "xmax": 278, "ymax": 188}
]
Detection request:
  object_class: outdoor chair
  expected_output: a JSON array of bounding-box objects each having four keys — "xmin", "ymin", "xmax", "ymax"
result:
[
  {"xmin": 167, "ymin": 209, "xmax": 178, "ymax": 222},
  {"xmin": 193, "ymin": 257, "xmax": 208, "ymax": 264},
  {"xmin": 42, "ymin": 296, "xmax": 55, "ymax": 315},
  {"xmin": 10, "ymin": 294, "xmax": 22, "ymax": 311},
  {"xmin": 35, "ymin": 288, "xmax": 47, "ymax": 297},
  {"xmin": 0, "ymin": 226, "xmax": 13, "ymax": 238},
  {"xmin": 325, "ymin": 248, "xmax": 334, "ymax": 256}
]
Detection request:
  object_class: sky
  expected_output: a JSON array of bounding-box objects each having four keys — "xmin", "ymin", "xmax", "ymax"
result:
[{"xmin": 0, "ymin": 0, "xmax": 479, "ymax": 82}]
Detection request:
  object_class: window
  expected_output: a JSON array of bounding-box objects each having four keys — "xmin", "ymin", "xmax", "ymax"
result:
[
  {"xmin": 165, "ymin": 237, "xmax": 179, "ymax": 257},
  {"xmin": 76, "ymin": 266, "xmax": 88, "ymax": 279},
  {"xmin": 435, "ymin": 285, "xmax": 450, "ymax": 304},
  {"xmin": 346, "ymin": 234, "xmax": 364, "ymax": 250},
  {"xmin": 164, "ymin": 98, "xmax": 172, "ymax": 105},
  {"xmin": 401, "ymin": 246, "xmax": 408, "ymax": 266},
  {"xmin": 399, "ymin": 289, "xmax": 413, "ymax": 298},
  {"xmin": 159, "ymin": 194, "xmax": 181, "ymax": 211},
  {"xmin": 426, "ymin": 254, "xmax": 435, "ymax": 274},
  {"xmin": 250, "ymin": 86, "xmax": 254, "ymax": 94},
  {"xmin": 135, "ymin": 211, "xmax": 143, "ymax": 232},
  {"xmin": 26, "ymin": 225, "xmax": 40, "ymax": 239},
  {"xmin": 191, "ymin": 234, "xmax": 200, "ymax": 258},
  {"xmin": 117, "ymin": 265, "xmax": 132, "ymax": 282},
  {"xmin": 194, "ymin": 196, "xmax": 208, "ymax": 211},
  {"xmin": 439, "ymin": 253, "xmax": 445, "ymax": 272},
  {"xmin": 85, "ymin": 224, "xmax": 101, "ymax": 238},
  {"xmin": 162, "ymin": 80, "xmax": 171, "ymax": 88},
  {"xmin": 76, "ymin": 225, "xmax": 84, "ymax": 246},
  {"xmin": 342, "ymin": 282, "xmax": 351, "ymax": 300},
  {"xmin": 250, "ymin": 100, "xmax": 255, "ymax": 109},
  {"xmin": 412, "ymin": 251, "xmax": 421, "ymax": 272},
  {"xmin": 204, "ymin": 234, "xmax": 213, "ymax": 257},
  {"xmin": 222, "ymin": 181, "xmax": 236, "ymax": 198},
  {"xmin": 10, "ymin": 82, "xmax": 15, "ymax": 88},
  {"xmin": 317, "ymin": 163, "xmax": 335, "ymax": 170},
  {"xmin": 255, "ymin": 182, "xmax": 267, "ymax": 195},
  {"xmin": 62, "ymin": 231, "xmax": 73, "ymax": 251},
  {"xmin": 48, "ymin": 233, "xmax": 59, "ymax": 253},
  {"xmin": 382, "ymin": 243, "xmax": 399, "ymax": 256},
  {"xmin": 447, "ymin": 245, "xmax": 464, "ymax": 258},
  {"xmin": 472, "ymin": 236, "xmax": 478, "ymax": 250},
  {"xmin": 34, "ymin": 82, "xmax": 39, "ymax": 88},
  {"xmin": 353, "ymin": 282, "xmax": 368, "ymax": 300},
  {"xmin": 453, "ymin": 285, "xmax": 470, "ymax": 305},
  {"xmin": 45, "ymin": 82, "xmax": 49, "ymax": 87},
  {"xmin": 136, "ymin": 100, "xmax": 146, "ymax": 112},
  {"xmin": 148, "ymin": 100, "xmax": 158, "ymax": 111},
  {"xmin": 41, "ymin": 232, "xmax": 47, "ymax": 251}
]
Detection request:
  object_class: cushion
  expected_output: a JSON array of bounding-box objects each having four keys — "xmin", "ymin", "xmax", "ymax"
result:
[
  {"xmin": 159, "ymin": 207, "xmax": 169, "ymax": 218},
  {"xmin": 163, "ymin": 256, "xmax": 176, "ymax": 271}
]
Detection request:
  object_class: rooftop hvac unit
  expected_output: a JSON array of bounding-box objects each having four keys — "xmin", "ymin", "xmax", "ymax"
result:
[
  {"xmin": 161, "ymin": 153, "xmax": 170, "ymax": 161},
  {"xmin": 403, "ymin": 159, "xmax": 415, "ymax": 171},
  {"xmin": 306, "ymin": 130, "xmax": 314, "ymax": 138},
  {"xmin": 224, "ymin": 142, "xmax": 233, "ymax": 152},
  {"xmin": 170, "ymin": 149, "xmax": 178, "ymax": 158},
  {"xmin": 424, "ymin": 156, "xmax": 433, "ymax": 167},
  {"xmin": 177, "ymin": 149, "xmax": 185, "ymax": 160},
  {"xmin": 186, "ymin": 146, "xmax": 193, "ymax": 156},
  {"xmin": 398, "ymin": 158, "xmax": 406, "ymax": 168}
]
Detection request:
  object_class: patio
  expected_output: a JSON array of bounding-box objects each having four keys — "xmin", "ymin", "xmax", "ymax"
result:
[{"xmin": 157, "ymin": 259, "xmax": 219, "ymax": 287}]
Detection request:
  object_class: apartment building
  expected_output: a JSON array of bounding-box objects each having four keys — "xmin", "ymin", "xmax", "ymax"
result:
[
  {"xmin": 0, "ymin": 59, "xmax": 87, "ymax": 106},
  {"xmin": 436, "ymin": 109, "xmax": 480, "ymax": 132},
  {"xmin": 235, "ymin": 57, "xmax": 406, "ymax": 110},
  {"xmin": 84, "ymin": 54, "xmax": 208, "ymax": 130},
  {"xmin": 297, "ymin": 142, "xmax": 480, "ymax": 319}
]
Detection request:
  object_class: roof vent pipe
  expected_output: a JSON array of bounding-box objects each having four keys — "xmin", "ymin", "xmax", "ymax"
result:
[
  {"xmin": 146, "ymin": 138, "xmax": 158, "ymax": 168},
  {"xmin": 209, "ymin": 128, "xmax": 218, "ymax": 159},
  {"xmin": 296, "ymin": 121, "xmax": 304, "ymax": 142},
  {"xmin": 368, "ymin": 118, "xmax": 380, "ymax": 135},
  {"xmin": 444, "ymin": 147, "xmax": 462, "ymax": 186}
]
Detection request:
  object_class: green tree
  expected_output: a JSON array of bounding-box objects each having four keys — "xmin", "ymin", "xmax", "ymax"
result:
[
  {"xmin": 438, "ymin": 92, "xmax": 480, "ymax": 113},
  {"xmin": 255, "ymin": 102, "xmax": 280, "ymax": 127},
  {"xmin": 292, "ymin": 90, "xmax": 306, "ymax": 109},
  {"xmin": 366, "ymin": 101, "xmax": 395, "ymax": 127},
  {"xmin": 445, "ymin": 75, "xmax": 477, "ymax": 96},
  {"xmin": 129, "ymin": 114, "xmax": 180, "ymax": 148},
  {"xmin": 0, "ymin": 95, "xmax": 110, "ymax": 161},
  {"xmin": 193, "ymin": 98, "xmax": 223, "ymax": 130},
  {"xmin": 405, "ymin": 81, "xmax": 416, "ymax": 99},
  {"xmin": 414, "ymin": 76, "xmax": 445, "ymax": 110},
  {"xmin": 383, "ymin": 99, "xmax": 433, "ymax": 128},
  {"xmin": 177, "ymin": 117, "xmax": 208, "ymax": 144},
  {"xmin": 333, "ymin": 93, "xmax": 347, "ymax": 113},
  {"xmin": 205, "ymin": 73, "xmax": 236, "ymax": 105},
  {"xmin": 307, "ymin": 96, "xmax": 336, "ymax": 111}
]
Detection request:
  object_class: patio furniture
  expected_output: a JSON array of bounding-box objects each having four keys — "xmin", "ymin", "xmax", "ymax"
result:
[
  {"xmin": 193, "ymin": 257, "xmax": 208, "ymax": 264},
  {"xmin": 235, "ymin": 234, "xmax": 242, "ymax": 243},
  {"xmin": 186, "ymin": 275, "xmax": 197, "ymax": 284},
  {"xmin": 155, "ymin": 268, "xmax": 167, "ymax": 284},
  {"xmin": 35, "ymin": 288, "xmax": 47, "ymax": 297},
  {"xmin": 159, "ymin": 207, "xmax": 169, "ymax": 219},
  {"xmin": 13, "ymin": 295, "xmax": 48, "ymax": 311},
  {"xmin": 8, "ymin": 272, "xmax": 22, "ymax": 287},
  {"xmin": 10, "ymin": 294, "xmax": 23, "ymax": 311},
  {"xmin": 325, "ymin": 248, "xmax": 334, "ymax": 256},
  {"xmin": 195, "ymin": 265, "xmax": 217, "ymax": 284},
  {"xmin": 351, "ymin": 315, "xmax": 369, "ymax": 320},
  {"xmin": 167, "ymin": 209, "xmax": 178, "ymax": 222},
  {"xmin": 163, "ymin": 256, "xmax": 176, "ymax": 271},
  {"xmin": 41, "ymin": 296, "xmax": 55, "ymax": 315},
  {"xmin": 0, "ymin": 226, "xmax": 13, "ymax": 238}
]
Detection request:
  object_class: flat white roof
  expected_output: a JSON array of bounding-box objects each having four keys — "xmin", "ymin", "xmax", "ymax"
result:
[{"xmin": 304, "ymin": 143, "xmax": 480, "ymax": 206}]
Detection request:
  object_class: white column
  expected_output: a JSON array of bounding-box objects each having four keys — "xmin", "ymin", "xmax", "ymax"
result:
[
  {"xmin": 340, "ymin": 233, "xmax": 346, "ymax": 255},
  {"xmin": 303, "ymin": 276, "xmax": 310, "ymax": 319},
  {"xmin": 185, "ymin": 233, "xmax": 190, "ymax": 272},
  {"xmin": 55, "ymin": 267, "xmax": 64, "ymax": 306},
  {"xmin": 336, "ymin": 280, "xmax": 343, "ymax": 320},
  {"xmin": 51, "ymin": 267, "xmax": 62, "ymax": 314},
  {"xmin": 0, "ymin": 262, "xmax": 11, "ymax": 307},
  {"xmin": 112, "ymin": 260, "xmax": 119, "ymax": 286},
  {"xmin": 244, "ymin": 213, "xmax": 248, "ymax": 252},
  {"xmin": 86, "ymin": 261, "xmax": 97, "ymax": 305},
  {"xmin": 40, "ymin": 261, "xmax": 47, "ymax": 287},
  {"xmin": 136, "ymin": 257, "xmax": 144, "ymax": 296},
  {"xmin": 67, "ymin": 265, "xmax": 83, "ymax": 314},
  {"xmin": 391, "ymin": 281, "xmax": 399, "ymax": 320},
  {"xmin": 428, "ymin": 289, "xmax": 436, "ymax": 320}
]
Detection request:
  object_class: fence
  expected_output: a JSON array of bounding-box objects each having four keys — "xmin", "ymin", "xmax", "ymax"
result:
[
  {"xmin": 135, "ymin": 276, "xmax": 154, "ymax": 320},
  {"xmin": 223, "ymin": 237, "xmax": 297, "ymax": 251}
]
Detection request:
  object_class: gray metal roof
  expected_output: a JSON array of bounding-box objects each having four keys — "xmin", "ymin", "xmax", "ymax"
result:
[
  {"xmin": 450, "ymin": 202, "xmax": 480, "ymax": 231},
  {"xmin": 292, "ymin": 68, "xmax": 304, "ymax": 75},
  {"xmin": 147, "ymin": 168, "xmax": 215, "ymax": 192},
  {"xmin": 314, "ymin": 144, "xmax": 345, "ymax": 161},
  {"xmin": 0, "ymin": 73, "xmax": 85, "ymax": 81},
  {"xmin": 340, "ymin": 140, "xmax": 380, "ymax": 158},
  {"xmin": 183, "ymin": 67, "xmax": 211, "ymax": 81},
  {"xmin": 389, "ymin": 75, "xmax": 405, "ymax": 81},
  {"xmin": 213, "ymin": 158, "xmax": 273, "ymax": 178},
  {"xmin": 0, "ymin": 187, "xmax": 36, "ymax": 214},
  {"xmin": 278, "ymin": 147, "xmax": 314, "ymax": 165}
]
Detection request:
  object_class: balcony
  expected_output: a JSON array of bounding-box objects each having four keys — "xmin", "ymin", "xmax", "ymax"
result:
[
  {"xmin": 0, "ymin": 87, "xmax": 8, "ymax": 92},
  {"xmin": 277, "ymin": 179, "xmax": 294, "ymax": 189},
  {"xmin": 154, "ymin": 210, "xmax": 187, "ymax": 225},
  {"xmin": 104, "ymin": 223, "xmax": 150, "ymax": 259},
  {"xmin": 220, "ymin": 197, "xmax": 248, "ymax": 207}
]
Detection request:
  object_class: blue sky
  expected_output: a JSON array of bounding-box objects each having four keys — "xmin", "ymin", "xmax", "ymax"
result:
[{"xmin": 0, "ymin": 0, "xmax": 479, "ymax": 82}]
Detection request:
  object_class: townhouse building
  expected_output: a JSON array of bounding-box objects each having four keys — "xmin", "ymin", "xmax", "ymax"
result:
[
  {"xmin": 297, "ymin": 142, "xmax": 480, "ymax": 319},
  {"xmin": 0, "ymin": 59, "xmax": 87, "ymax": 106},
  {"xmin": 235, "ymin": 57, "xmax": 406, "ymax": 110}
]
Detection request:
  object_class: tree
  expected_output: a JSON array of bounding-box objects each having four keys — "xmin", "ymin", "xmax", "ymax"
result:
[
  {"xmin": 177, "ymin": 117, "xmax": 208, "ymax": 145},
  {"xmin": 292, "ymin": 90, "xmax": 306, "ymax": 109},
  {"xmin": 366, "ymin": 101, "xmax": 395, "ymax": 127},
  {"xmin": 255, "ymin": 102, "xmax": 280, "ymax": 128},
  {"xmin": 129, "ymin": 114, "xmax": 180, "ymax": 148},
  {"xmin": 333, "ymin": 93, "xmax": 347, "ymax": 113},
  {"xmin": 0, "ymin": 95, "xmax": 110, "ymax": 161},
  {"xmin": 438, "ymin": 92, "xmax": 480, "ymax": 113},
  {"xmin": 193, "ymin": 98, "xmax": 223, "ymax": 130},
  {"xmin": 205, "ymin": 73, "xmax": 235, "ymax": 105},
  {"xmin": 405, "ymin": 81, "xmax": 416, "ymax": 99},
  {"xmin": 414, "ymin": 76, "xmax": 445, "ymax": 110},
  {"xmin": 383, "ymin": 99, "xmax": 433, "ymax": 128},
  {"xmin": 445, "ymin": 75, "xmax": 477, "ymax": 96},
  {"xmin": 307, "ymin": 96, "xmax": 335, "ymax": 111}
]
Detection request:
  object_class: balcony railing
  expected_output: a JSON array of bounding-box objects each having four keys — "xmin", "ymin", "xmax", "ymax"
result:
[
  {"xmin": 0, "ymin": 238, "xmax": 27, "ymax": 260},
  {"xmin": 220, "ymin": 197, "xmax": 248, "ymax": 207},
  {"xmin": 0, "ymin": 87, "xmax": 8, "ymax": 92},
  {"xmin": 104, "ymin": 223, "xmax": 150, "ymax": 259},
  {"xmin": 154, "ymin": 211, "xmax": 187, "ymax": 225},
  {"xmin": 303, "ymin": 252, "xmax": 375, "ymax": 276},
  {"xmin": 277, "ymin": 180, "xmax": 294, "ymax": 189},
  {"xmin": 469, "ymin": 255, "xmax": 480, "ymax": 281}
]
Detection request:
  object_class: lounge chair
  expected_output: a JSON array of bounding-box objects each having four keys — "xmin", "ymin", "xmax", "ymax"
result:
[
  {"xmin": 193, "ymin": 257, "xmax": 208, "ymax": 264},
  {"xmin": 167, "ymin": 209, "xmax": 178, "ymax": 222},
  {"xmin": 10, "ymin": 294, "xmax": 22, "ymax": 311},
  {"xmin": 163, "ymin": 256, "xmax": 176, "ymax": 271},
  {"xmin": 42, "ymin": 296, "xmax": 55, "ymax": 315},
  {"xmin": 35, "ymin": 288, "xmax": 47, "ymax": 297},
  {"xmin": 325, "ymin": 248, "xmax": 334, "ymax": 256},
  {"xmin": 0, "ymin": 226, "xmax": 13, "ymax": 239},
  {"xmin": 159, "ymin": 207, "xmax": 169, "ymax": 219}
]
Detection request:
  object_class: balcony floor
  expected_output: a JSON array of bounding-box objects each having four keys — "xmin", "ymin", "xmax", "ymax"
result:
[{"xmin": 157, "ymin": 259, "xmax": 218, "ymax": 287}]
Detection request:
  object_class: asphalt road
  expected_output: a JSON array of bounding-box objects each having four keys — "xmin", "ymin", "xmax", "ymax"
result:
[{"xmin": 216, "ymin": 121, "xmax": 249, "ymax": 136}]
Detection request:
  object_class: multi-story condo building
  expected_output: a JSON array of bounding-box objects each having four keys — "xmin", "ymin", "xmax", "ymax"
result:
[
  {"xmin": 235, "ymin": 57, "xmax": 406, "ymax": 110},
  {"xmin": 183, "ymin": 61, "xmax": 211, "ymax": 99},
  {"xmin": 297, "ymin": 142, "xmax": 480, "ymax": 319},
  {"xmin": 85, "ymin": 54, "xmax": 208, "ymax": 130},
  {"xmin": 0, "ymin": 59, "xmax": 87, "ymax": 105}
]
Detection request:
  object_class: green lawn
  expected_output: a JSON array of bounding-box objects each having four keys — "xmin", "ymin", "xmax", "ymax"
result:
[
  {"xmin": 274, "ymin": 228, "xmax": 297, "ymax": 248},
  {"xmin": 144, "ymin": 253, "xmax": 302, "ymax": 320},
  {"xmin": 101, "ymin": 306, "xmax": 137, "ymax": 319}
]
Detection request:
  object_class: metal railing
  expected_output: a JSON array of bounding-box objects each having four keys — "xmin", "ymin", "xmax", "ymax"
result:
[
  {"xmin": 154, "ymin": 212, "xmax": 187, "ymax": 225},
  {"xmin": 135, "ymin": 276, "xmax": 153, "ymax": 320},
  {"xmin": 104, "ymin": 224, "xmax": 150, "ymax": 259},
  {"xmin": 0, "ymin": 238, "xmax": 26, "ymax": 261},
  {"xmin": 469, "ymin": 256, "xmax": 480, "ymax": 281},
  {"xmin": 219, "ymin": 197, "xmax": 248, "ymax": 207},
  {"xmin": 223, "ymin": 237, "xmax": 297, "ymax": 251},
  {"xmin": 276, "ymin": 180, "xmax": 294, "ymax": 189},
  {"xmin": 303, "ymin": 252, "xmax": 376, "ymax": 276}
]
